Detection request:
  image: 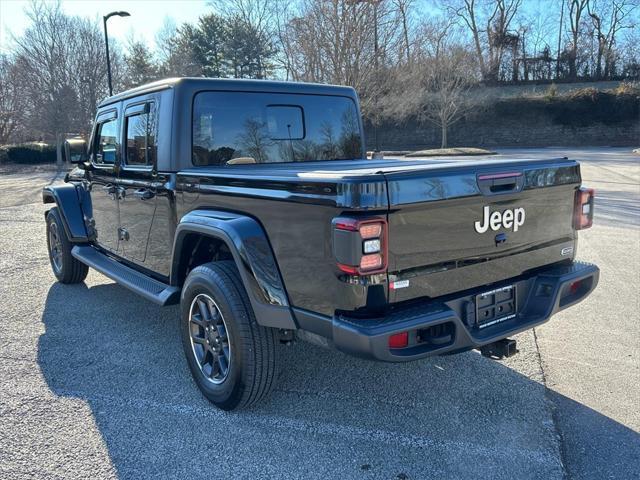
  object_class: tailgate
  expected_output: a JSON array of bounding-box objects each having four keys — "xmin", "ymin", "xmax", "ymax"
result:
[{"xmin": 384, "ymin": 159, "xmax": 581, "ymax": 303}]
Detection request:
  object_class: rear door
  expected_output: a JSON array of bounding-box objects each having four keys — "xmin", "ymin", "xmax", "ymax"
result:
[
  {"xmin": 88, "ymin": 109, "xmax": 121, "ymax": 253},
  {"xmin": 384, "ymin": 159, "xmax": 581, "ymax": 302},
  {"xmin": 116, "ymin": 98, "xmax": 159, "ymax": 267}
]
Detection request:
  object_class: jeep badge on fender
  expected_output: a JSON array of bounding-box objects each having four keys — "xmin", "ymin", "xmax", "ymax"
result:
[{"xmin": 475, "ymin": 206, "xmax": 526, "ymax": 233}]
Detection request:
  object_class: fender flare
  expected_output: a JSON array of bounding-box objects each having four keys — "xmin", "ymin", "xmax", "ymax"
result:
[
  {"xmin": 171, "ymin": 210, "xmax": 297, "ymax": 330},
  {"xmin": 42, "ymin": 184, "xmax": 89, "ymax": 243}
]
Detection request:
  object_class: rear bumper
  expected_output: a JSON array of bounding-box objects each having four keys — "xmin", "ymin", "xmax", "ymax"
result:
[{"xmin": 306, "ymin": 261, "xmax": 599, "ymax": 362}]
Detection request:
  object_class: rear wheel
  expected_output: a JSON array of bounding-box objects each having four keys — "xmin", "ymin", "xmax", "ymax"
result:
[
  {"xmin": 46, "ymin": 207, "xmax": 88, "ymax": 284},
  {"xmin": 181, "ymin": 261, "xmax": 278, "ymax": 410}
]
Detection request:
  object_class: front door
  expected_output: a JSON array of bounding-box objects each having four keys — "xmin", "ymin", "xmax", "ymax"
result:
[
  {"xmin": 116, "ymin": 100, "xmax": 158, "ymax": 268},
  {"xmin": 89, "ymin": 111, "xmax": 120, "ymax": 253}
]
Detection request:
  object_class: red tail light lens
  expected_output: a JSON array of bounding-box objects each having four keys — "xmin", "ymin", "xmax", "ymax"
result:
[
  {"xmin": 569, "ymin": 280, "xmax": 582, "ymax": 295},
  {"xmin": 333, "ymin": 216, "xmax": 388, "ymax": 275},
  {"xmin": 388, "ymin": 332, "xmax": 409, "ymax": 349},
  {"xmin": 574, "ymin": 187, "xmax": 595, "ymax": 230}
]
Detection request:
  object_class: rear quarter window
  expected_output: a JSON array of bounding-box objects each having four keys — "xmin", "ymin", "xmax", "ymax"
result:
[{"xmin": 192, "ymin": 92, "xmax": 363, "ymax": 166}]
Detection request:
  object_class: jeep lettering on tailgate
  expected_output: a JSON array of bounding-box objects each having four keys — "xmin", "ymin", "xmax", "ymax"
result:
[{"xmin": 475, "ymin": 206, "xmax": 526, "ymax": 233}]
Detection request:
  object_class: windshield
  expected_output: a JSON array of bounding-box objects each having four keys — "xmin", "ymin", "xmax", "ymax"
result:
[{"xmin": 192, "ymin": 91, "xmax": 363, "ymax": 166}]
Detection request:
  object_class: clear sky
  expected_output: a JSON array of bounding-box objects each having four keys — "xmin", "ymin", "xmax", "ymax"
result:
[{"xmin": 0, "ymin": 0, "xmax": 213, "ymax": 53}]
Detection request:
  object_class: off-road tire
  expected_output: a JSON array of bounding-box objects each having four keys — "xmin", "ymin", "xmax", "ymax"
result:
[
  {"xmin": 46, "ymin": 207, "xmax": 89, "ymax": 284},
  {"xmin": 181, "ymin": 261, "xmax": 278, "ymax": 410}
]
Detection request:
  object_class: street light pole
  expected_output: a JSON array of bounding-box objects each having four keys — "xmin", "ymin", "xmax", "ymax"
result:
[
  {"xmin": 372, "ymin": 0, "xmax": 380, "ymax": 156},
  {"xmin": 103, "ymin": 11, "xmax": 130, "ymax": 96},
  {"xmin": 346, "ymin": 0, "xmax": 382, "ymax": 158}
]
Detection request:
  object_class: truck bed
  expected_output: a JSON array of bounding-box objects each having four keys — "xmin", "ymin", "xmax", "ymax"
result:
[{"xmin": 178, "ymin": 156, "xmax": 581, "ymax": 315}]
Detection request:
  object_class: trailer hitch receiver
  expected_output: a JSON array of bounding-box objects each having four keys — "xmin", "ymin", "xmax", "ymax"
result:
[{"xmin": 479, "ymin": 338, "xmax": 518, "ymax": 359}]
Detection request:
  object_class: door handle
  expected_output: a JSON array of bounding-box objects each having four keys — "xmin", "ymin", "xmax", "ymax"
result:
[
  {"xmin": 134, "ymin": 188, "xmax": 155, "ymax": 200},
  {"xmin": 103, "ymin": 184, "xmax": 118, "ymax": 199},
  {"xmin": 103, "ymin": 184, "xmax": 126, "ymax": 200}
]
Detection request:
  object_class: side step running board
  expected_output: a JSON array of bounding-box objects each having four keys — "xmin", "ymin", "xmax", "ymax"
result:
[{"xmin": 72, "ymin": 245, "xmax": 180, "ymax": 306}]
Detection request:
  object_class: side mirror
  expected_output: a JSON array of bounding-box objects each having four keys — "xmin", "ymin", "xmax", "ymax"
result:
[{"xmin": 64, "ymin": 138, "xmax": 88, "ymax": 164}]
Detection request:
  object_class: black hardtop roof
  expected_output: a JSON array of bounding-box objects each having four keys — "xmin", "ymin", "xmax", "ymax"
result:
[{"xmin": 98, "ymin": 77, "xmax": 357, "ymax": 107}]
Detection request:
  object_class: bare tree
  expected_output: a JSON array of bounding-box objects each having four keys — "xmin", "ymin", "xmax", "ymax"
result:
[
  {"xmin": 0, "ymin": 55, "xmax": 27, "ymax": 144},
  {"xmin": 155, "ymin": 17, "xmax": 178, "ymax": 67},
  {"xmin": 394, "ymin": 0, "xmax": 414, "ymax": 63},
  {"xmin": 381, "ymin": 20, "xmax": 477, "ymax": 148},
  {"xmin": 11, "ymin": 1, "xmax": 120, "ymax": 141},
  {"xmin": 67, "ymin": 16, "xmax": 112, "ymax": 134},
  {"xmin": 556, "ymin": 0, "xmax": 565, "ymax": 78},
  {"xmin": 588, "ymin": 0, "xmax": 638, "ymax": 79},
  {"xmin": 419, "ymin": 48, "xmax": 476, "ymax": 147},
  {"xmin": 12, "ymin": 1, "xmax": 79, "ymax": 141},
  {"xmin": 213, "ymin": 0, "xmax": 276, "ymax": 36},
  {"xmin": 567, "ymin": 0, "xmax": 590, "ymax": 80},
  {"xmin": 280, "ymin": 0, "xmax": 404, "ymax": 118},
  {"xmin": 271, "ymin": 0, "xmax": 296, "ymax": 79},
  {"xmin": 449, "ymin": 0, "xmax": 523, "ymax": 83}
]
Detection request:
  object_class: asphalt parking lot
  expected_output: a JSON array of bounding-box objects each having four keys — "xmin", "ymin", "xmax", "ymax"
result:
[{"xmin": 0, "ymin": 147, "xmax": 638, "ymax": 479}]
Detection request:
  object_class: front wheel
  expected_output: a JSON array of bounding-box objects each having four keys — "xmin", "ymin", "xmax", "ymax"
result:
[
  {"xmin": 180, "ymin": 261, "xmax": 278, "ymax": 410},
  {"xmin": 46, "ymin": 207, "xmax": 88, "ymax": 284}
]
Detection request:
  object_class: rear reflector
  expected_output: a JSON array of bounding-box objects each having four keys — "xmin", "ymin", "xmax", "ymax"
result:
[
  {"xmin": 569, "ymin": 280, "xmax": 582, "ymax": 295},
  {"xmin": 337, "ymin": 263, "xmax": 359, "ymax": 275},
  {"xmin": 388, "ymin": 332, "xmax": 409, "ymax": 349},
  {"xmin": 334, "ymin": 218, "xmax": 359, "ymax": 232}
]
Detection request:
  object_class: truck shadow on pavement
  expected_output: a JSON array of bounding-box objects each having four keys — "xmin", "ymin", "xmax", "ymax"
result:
[{"xmin": 38, "ymin": 282, "xmax": 639, "ymax": 479}]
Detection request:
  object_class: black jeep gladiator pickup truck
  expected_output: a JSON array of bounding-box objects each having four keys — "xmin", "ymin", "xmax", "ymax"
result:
[{"xmin": 44, "ymin": 78, "xmax": 599, "ymax": 410}]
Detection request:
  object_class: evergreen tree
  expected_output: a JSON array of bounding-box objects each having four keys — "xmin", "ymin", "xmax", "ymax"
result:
[
  {"xmin": 123, "ymin": 41, "xmax": 158, "ymax": 88},
  {"xmin": 224, "ymin": 15, "xmax": 276, "ymax": 79},
  {"xmin": 190, "ymin": 14, "xmax": 229, "ymax": 77}
]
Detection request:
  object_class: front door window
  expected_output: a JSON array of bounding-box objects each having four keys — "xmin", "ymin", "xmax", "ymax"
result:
[{"xmin": 95, "ymin": 119, "xmax": 119, "ymax": 165}]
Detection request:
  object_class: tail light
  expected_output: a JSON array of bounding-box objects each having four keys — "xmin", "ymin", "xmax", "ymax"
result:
[
  {"xmin": 388, "ymin": 332, "xmax": 409, "ymax": 349},
  {"xmin": 333, "ymin": 216, "xmax": 388, "ymax": 275},
  {"xmin": 574, "ymin": 187, "xmax": 595, "ymax": 230}
]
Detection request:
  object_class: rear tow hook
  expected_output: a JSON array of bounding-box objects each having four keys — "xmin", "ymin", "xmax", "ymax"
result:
[{"xmin": 479, "ymin": 338, "xmax": 518, "ymax": 359}]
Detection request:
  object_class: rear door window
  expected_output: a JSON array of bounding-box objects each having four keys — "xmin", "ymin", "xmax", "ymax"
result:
[
  {"xmin": 192, "ymin": 92, "xmax": 363, "ymax": 166},
  {"xmin": 124, "ymin": 102, "xmax": 157, "ymax": 167}
]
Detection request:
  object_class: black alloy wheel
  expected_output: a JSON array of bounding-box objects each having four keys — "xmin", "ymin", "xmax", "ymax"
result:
[
  {"xmin": 188, "ymin": 293, "xmax": 232, "ymax": 384},
  {"xmin": 45, "ymin": 207, "xmax": 88, "ymax": 284},
  {"xmin": 180, "ymin": 261, "xmax": 278, "ymax": 410}
]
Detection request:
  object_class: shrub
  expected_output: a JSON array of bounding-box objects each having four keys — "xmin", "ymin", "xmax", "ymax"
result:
[
  {"xmin": 614, "ymin": 81, "xmax": 640, "ymax": 96},
  {"xmin": 491, "ymin": 85, "xmax": 640, "ymax": 127},
  {"xmin": 544, "ymin": 83, "xmax": 558, "ymax": 101},
  {"xmin": 0, "ymin": 143, "xmax": 57, "ymax": 164},
  {"xmin": 548, "ymin": 87, "xmax": 639, "ymax": 126},
  {"xmin": 564, "ymin": 87, "xmax": 600, "ymax": 102}
]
